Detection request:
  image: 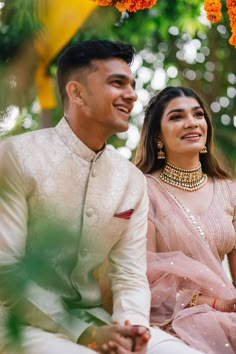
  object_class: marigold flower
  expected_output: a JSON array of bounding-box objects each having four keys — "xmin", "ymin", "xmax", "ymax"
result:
[
  {"xmin": 229, "ymin": 33, "xmax": 236, "ymax": 46},
  {"xmin": 90, "ymin": 0, "xmax": 113, "ymax": 6},
  {"xmin": 116, "ymin": 0, "xmax": 157, "ymax": 12},
  {"xmin": 226, "ymin": 0, "xmax": 236, "ymax": 7},
  {"xmin": 226, "ymin": 0, "xmax": 236, "ymax": 47},
  {"xmin": 91, "ymin": 0, "xmax": 157, "ymax": 12},
  {"xmin": 204, "ymin": 0, "xmax": 222, "ymax": 23}
]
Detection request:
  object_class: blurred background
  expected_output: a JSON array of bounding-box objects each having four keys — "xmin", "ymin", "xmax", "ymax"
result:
[{"xmin": 0, "ymin": 0, "xmax": 235, "ymax": 174}]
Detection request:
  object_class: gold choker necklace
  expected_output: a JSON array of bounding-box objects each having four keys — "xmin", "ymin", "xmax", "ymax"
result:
[{"xmin": 160, "ymin": 162, "xmax": 207, "ymax": 191}]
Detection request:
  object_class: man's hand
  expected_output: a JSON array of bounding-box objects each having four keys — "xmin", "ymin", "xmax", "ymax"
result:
[
  {"xmin": 78, "ymin": 323, "xmax": 134, "ymax": 352},
  {"xmin": 78, "ymin": 321, "xmax": 151, "ymax": 354},
  {"xmin": 129, "ymin": 325, "xmax": 150, "ymax": 352},
  {"xmin": 100, "ymin": 321, "xmax": 151, "ymax": 354}
]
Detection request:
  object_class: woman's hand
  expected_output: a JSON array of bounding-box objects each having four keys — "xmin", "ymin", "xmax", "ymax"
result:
[
  {"xmin": 192, "ymin": 294, "xmax": 236, "ymax": 313},
  {"xmin": 78, "ymin": 324, "xmax": 132, "ymax": 351},
  {"xmin": 78, "ymin": 322, "xmax": 150, "ymax": 353},
  {"xmin": 99, "ymin": 324, "xmax": 150, "ymax": 354},
  {"xmin": 213, "ymin": 297, "xmax": 236, "ymax": 312},
  {"xmin": 100, "ymin": 339, "xmax": 148, "ymax": 354}
]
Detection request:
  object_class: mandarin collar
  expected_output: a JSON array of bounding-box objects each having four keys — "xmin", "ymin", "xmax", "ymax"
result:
[{"xmin": 55, "ymin": 117, "xmax": 105, "ymax": 162}]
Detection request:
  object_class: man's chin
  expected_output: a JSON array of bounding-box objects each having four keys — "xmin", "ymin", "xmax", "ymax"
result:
[{"xmin": 116, "ymin": 121, "xmax": 129, "ymax": 133}]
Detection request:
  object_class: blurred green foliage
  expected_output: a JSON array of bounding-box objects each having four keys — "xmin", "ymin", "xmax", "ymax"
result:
[
  {"xmin": 0, "ymin": 0, "xmax": 40, "ymax": 62},
  {"xmin": 0, "ymin": 218, "xmax": 79, "ymax": 349}
]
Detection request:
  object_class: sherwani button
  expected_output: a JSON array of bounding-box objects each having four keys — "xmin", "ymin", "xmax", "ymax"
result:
[
  {"xmin": 92, "ymin": 169, "xmax": 97, "ymax": 177},
  {"xmin": 86, "ymin": 208, "xmax": 94, "ymax": 217}
]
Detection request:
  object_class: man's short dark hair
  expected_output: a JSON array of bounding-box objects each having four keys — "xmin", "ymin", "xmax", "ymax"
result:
[{"xmin": 57, "ymin": 39, "xmax": 135, "ymax": 103}]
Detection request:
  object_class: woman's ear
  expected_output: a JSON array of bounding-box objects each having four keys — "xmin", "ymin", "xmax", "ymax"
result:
[{"xmin": 66, "ymin": 81, "xmax": 84, "ymax": 105}]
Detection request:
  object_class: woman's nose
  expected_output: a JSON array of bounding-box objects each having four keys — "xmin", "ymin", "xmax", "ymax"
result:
[{"xmin": 184, "ymin": 115, "xmax": 199, "ymax": 128}]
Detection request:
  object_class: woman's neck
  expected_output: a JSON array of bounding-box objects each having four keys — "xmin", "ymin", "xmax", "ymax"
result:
[{"xmin": 166, "ymin": 156, "xmax": 200, "ymax": 170}]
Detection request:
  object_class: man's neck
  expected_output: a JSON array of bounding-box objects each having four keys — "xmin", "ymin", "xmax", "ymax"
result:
[{"xmin": 64, "ymin": 115, "xmax": 106, "ymax": 152}]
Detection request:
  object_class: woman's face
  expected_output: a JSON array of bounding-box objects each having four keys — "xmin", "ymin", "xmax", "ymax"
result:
[{"xmin": 159, "ymin": 96, "xmax": 208, "ymax": 162}]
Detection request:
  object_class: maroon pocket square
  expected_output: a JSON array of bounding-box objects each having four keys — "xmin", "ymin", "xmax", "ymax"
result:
[{"xmin": 114, "ymin": 209, "xmax": 134, "ymax": 219}]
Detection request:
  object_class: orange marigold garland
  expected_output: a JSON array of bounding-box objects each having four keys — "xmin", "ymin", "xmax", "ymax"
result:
[
  {"xmin": 91, "ymin": 0, "xmax": 157, "ymax": 12},
  {"xmin": 204, "ymin": 0, "xmax": 222, "ymax": 23},
  {"xmin": 91, "ymin": 0, "xmax": 235, "ymax": 47},
  {"xmin": 91, "ymin": 0, "xmax": 113, "ymax": 6},
  {"xmin": 226, "ymin": 0, "xmax": 236, "ymax": 47},
  {"xmin": 204, "ymin": 0, "xmax": 236, "ymax": 47}
]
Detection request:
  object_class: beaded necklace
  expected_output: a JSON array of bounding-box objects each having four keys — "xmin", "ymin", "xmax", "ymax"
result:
[{"xmin": 160, "ymin": 162, "xmax": 207, "ymax": 192}]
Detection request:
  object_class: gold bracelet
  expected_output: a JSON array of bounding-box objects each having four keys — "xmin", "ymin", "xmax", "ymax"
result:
[
  {"xmin": 88, "ymin": 327, "xmax": 98, "ymax": 350},
  {"xmin": 189, "ymin": 291, "xmax": 201, "ymax": 307}
]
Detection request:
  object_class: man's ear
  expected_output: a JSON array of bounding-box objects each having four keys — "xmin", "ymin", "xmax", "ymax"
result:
[{"xmin": 66, "ymin": 81, "xmax": 84, "ymax": 105}]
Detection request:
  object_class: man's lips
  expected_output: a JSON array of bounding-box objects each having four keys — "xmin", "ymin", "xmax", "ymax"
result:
[{"xmin": 115, "ymin": 104, "xmax": 133, "ymax": 114}]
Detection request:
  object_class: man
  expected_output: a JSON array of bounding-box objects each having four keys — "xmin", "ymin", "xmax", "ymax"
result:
[{"xmin": 0, "ymin": 40, "xmax": 204, "ymax": 354}]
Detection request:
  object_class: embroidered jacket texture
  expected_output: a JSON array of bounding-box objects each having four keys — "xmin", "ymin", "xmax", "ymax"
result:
[{"xmin": 0, "ymin": 118, "xmax": 150, "ymax": 342}]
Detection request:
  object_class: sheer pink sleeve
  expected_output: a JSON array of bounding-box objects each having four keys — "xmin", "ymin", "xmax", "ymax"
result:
[
  {"xmin": 145, "ymin": 175, "xmax": 236, "ymax": 353},
  {"xmin": 232, "ymin": 181, "xmax": 236, "ymax": 234}
]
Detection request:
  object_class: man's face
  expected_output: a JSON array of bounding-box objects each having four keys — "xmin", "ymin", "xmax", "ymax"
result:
[{"xmin": 78, "ymin": 58, "xmax": 137, "ymax": 138}]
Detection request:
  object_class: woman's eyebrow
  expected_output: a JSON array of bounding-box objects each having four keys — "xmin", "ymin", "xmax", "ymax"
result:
[
  {"xmin": 167, "ymin": 106, "xmax": 202, "ymax": 116},
  {"xmin": 167, "ymin": 108, "xmax": 184, "ymax": 116}
]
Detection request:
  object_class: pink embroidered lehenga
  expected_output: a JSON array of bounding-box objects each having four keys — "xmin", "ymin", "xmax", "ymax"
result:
[{"xmin": 146, "ymin": 175, "xmax": 236, "ymax": 354}]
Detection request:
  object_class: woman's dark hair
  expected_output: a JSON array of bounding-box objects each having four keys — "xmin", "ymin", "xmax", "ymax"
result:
[{"xmin": 135, "ymin": 86, "xmax": 231, "ymax": 179}]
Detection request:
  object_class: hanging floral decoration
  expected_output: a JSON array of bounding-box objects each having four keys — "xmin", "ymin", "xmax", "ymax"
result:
[
  {"xmin": 91, "ymin": 0, "xmax": 157, "ymax": 13},
  {"xmin": 204, "ymin": 0, "xmax": 236, "ymax": 47},
  {"xmin": 91, "ymin": 0, "xmax": 235, "ymax": 47},
  {"xmin": 226, "ymin": 0, "xmax": 236, "ymax": 47},
  {"xmin": 204, "ymin": 0, "xmax": 222, "ymax": 23}
]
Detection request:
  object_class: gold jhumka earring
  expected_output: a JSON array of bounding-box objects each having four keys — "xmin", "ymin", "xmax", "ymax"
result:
[
  {"xmin": 200, "ymin": 146, "xmax": 208, "ymax": 154},
  {"xmin": 157, "ymin": 139, "xmax": 166, "ymax": 159}
]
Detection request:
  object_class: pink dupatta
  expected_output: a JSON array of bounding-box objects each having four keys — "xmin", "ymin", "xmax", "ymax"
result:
[{"xmin": 146, "ymin": 175, "xmax": 236, "ymax": 353}]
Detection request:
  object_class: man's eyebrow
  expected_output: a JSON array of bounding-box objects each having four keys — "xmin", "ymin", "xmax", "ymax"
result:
[
  {"xmin": 107, "ymin": 74, "xmax": 136, "ymax": 88},
  {"xmin": 167, "ymin": 106, "xmax": 202, "ymax": 116}
]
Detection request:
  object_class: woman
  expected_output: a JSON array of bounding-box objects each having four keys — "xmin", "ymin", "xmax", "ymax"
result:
[{"xmin": 135, "ymin": 86, "xmax": 236, "ymax": 354}]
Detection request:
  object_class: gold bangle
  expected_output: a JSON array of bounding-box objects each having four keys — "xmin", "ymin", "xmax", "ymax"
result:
[
  {"xmin": 88, "ymin": 327, "xmax": 98, "ymax": 350},
  {"xmin": 189, "ymin": 291, "xmax": 201, "ymax": 307}
]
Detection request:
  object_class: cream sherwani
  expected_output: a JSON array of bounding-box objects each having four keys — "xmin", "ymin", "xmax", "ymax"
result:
[
  {"xmin": 0, "ymin": 118, "xmax": 204, "ymax": 354},
  {"xmin": 0, "ymin": 118, "xmax": 151, "ymax": 353}
]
